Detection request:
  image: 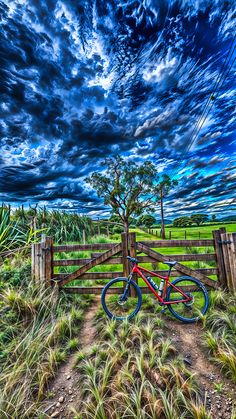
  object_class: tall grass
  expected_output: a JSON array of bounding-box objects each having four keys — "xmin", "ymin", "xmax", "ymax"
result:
[
  {"xmin": 73, "ymin": 314, "xmax": 209, "ymax": 419},
  {"xmin": 12, "ymin": 206, "xmax": 95, "ymax": 244},
  {"xmin": 0, "ymin": 205, "xmax": 46, "ymax": 254},
  {"xmin": 204, "ymin": 290, "xmax": 236, "ymax": 382},
  {"xmin": 0, "ymin": 205, "xmax": 26, "ymax": 253},
  {"xmin": 0, "ymin": 279, "xmax": 88, "ymax": 417},
  {"xmin": 0, "ymin": 205, "xmax": 96, "ymax": 253}
]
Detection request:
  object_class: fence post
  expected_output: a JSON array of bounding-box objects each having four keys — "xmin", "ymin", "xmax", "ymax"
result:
[
  {"xmin": 220, "ymin": 231, "xmax": 236, "ymax": 293},
  {"xmin": 230, "ymin": 233, "xmax": 236, "ymax": 293},
  {"xmin": 83, "ymin": 230, "xmax": 86, "ymax": 244},
  {"xmin": 129, "ymin": 232, "xmax": 137, "ymax": 295},
  {"xmin": 31, "ymin": 242, "xmax": 41, "ymax": 282},
  {"xmin": 213, "ymin": 229, "xmax": 227, "ymax": 289},
  {"xmin": 40, "ymin": 235, "xmax": 53, "ymax": 287},
  {"xmin": 121, "ymin": 233, "xmax": 129, "ymax": 278},
  {"xmin": 31, "ymin": 242, "xmax": 36, "ymax": 280},
  {"xmin": 121, "ymin": 232, "xmax": 131, "ymax": 295}
]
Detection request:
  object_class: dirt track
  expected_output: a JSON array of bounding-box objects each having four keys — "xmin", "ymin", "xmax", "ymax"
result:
[{"xmin": 42, "ymin": 304, "xmax": 235, "ymax": 419}]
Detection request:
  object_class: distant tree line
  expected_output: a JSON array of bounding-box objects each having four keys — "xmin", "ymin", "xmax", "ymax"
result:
[{"xmin": 173, "ymin": 214, "xmax": 209, "ymax": 227}]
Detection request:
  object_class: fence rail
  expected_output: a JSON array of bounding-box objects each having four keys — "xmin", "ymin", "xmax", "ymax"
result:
[{"xmin": 31, "ymin": 228, "xmax": 236, "ymax": 294}]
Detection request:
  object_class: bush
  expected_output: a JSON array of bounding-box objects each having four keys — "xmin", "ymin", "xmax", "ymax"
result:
[
  {"xmin": 112, "ymin": 225, "xmax": 124, "ymax": 234},
  {"xmin": 0, "ymin": 261, "xmax": 31, "ymax": 287}
]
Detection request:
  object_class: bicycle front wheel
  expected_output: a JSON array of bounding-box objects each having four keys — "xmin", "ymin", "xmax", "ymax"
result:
[
  {"xmin": 166, "ymin": 276, "xmax": 209, "ymax": 323},
  {"xmin": 101, "ymin": 277, "xmax": 142, "ymax": 320}
]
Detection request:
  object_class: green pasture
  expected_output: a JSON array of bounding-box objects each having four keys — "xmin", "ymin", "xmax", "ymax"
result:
[{"xmin": 149, "ymin": 222, "xmax": 236, "ymax": 239}]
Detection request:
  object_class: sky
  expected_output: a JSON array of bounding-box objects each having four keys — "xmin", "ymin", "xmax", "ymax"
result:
[{"xmin": 0, "ymin": 0, "xmax": 235, "ymax": 220}]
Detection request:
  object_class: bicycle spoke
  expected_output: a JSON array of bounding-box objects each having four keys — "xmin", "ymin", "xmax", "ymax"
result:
[
  {"xmin": 102, "ymin": 279, "xmax": 141, "ymax": 319},
  {"xmin": 166, "ymin": 278, "xmax": 208, "ymax": 322}
]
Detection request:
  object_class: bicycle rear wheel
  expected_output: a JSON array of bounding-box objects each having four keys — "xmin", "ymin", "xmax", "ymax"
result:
[
  {"xmin": 101, "ymin": 277, "xmax": 142, "ymax": 320},
  {"xmin": 165, "ymin": 276, "xmax": 209, "ymax": 323}
]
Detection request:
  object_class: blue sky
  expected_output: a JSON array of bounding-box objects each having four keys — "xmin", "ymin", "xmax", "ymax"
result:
[{"xmin": 0, "ymin": 0, "xmax": 235, "ymax": 219}]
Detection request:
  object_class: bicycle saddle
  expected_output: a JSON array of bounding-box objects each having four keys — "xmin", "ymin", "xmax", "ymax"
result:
[
  {"xmin": 126, "ymin": 256, "xmax": 138, "ymax": 263},
  {"xmin": 164, "ymin": 261, "xmax": 177, "ymax": 267}
]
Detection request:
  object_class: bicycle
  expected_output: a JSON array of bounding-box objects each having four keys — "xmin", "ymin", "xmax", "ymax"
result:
[{"xmin": 101, "ymin": 256, "xmax": 209, "ymax": 323}]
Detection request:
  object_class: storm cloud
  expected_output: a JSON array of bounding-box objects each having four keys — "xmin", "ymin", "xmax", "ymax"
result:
[{"xmin": 0, "ymin": 0, "xmax": 235, "ymax": 217}]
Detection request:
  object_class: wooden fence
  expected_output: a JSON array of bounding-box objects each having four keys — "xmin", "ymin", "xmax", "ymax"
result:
[{"xmin": 31, "ymin": 227, "xmax": 236, "ymax": 294}]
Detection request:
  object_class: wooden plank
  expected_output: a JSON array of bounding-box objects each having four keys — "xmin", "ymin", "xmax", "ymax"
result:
[
  {"xmin": 230, "ymin": 233, "xmax": 236, "ymax": 293},
  {"xmin": 54, "ymin": 268, "xmax": 218, "ymax": 281},
  {"xmin": 89, "ymin": 254, "xmax": 216, "ymax": 262},
  {"xmin": 40, "ymin": 235, "xmax": 46, "ymax": 285},
  {"xmin": 139, "ymin": 239, "xmax": 214, "ymax": 248},
  {"xmin": 121, "ymin": 233, "xmax": 129, "ymax": 278},
  {"xmin": 54, "ymin": 239, "xmax": 214, "ymax": 253},
  {"xmin": 213, "ymin": 230, "xmax": 227, "ymax": 288},
  {"xmin": 220, "ymin": 232, "xmax": 233, "ymax": 292},
  {"xmin": 137, "ymin": 242, "xmax": 217, "ymax": 288},
  {"xmin": 62, "ymin": 286, "xmax": 122, "ymax": 295},
  {"xmin": 54, "ymin": 243, "xmax": 115, "ymax": 252},
  {"xmin": 31, "ymin": 243, "xmax": 36, "ymax": 280},
  {"xmin": 53, "ymin": 257, "xmax": 123, "ymax": 266},
  {"xmin": 44, "ymin": 236, "xmax": 53, "ymax": 287},
  {"xmin": 223, "ymin": 232, "xmax": 236, "ymax": 294},
  {"xmin": 54, "ymin": 272, "xmax": 123, "ymax": 280},
  {"xmin": 129, "ymin": 232, "xmax": 137, "ymax": 295},
  {"xmin": 34, "ymin": 243, "xmax": 41, "ymax": 282},
  {"xmin": 62, "ymin": 284, "xmax": 213, "ymax": 295},
  {"xmin": 57, "ymin": 242, "xmax": 122, "ymax": 286}
]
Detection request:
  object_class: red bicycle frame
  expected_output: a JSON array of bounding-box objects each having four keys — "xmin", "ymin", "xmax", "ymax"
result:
[{"xmin": 132, "ymin": 263, "xmax": 191, "ymax": 304}]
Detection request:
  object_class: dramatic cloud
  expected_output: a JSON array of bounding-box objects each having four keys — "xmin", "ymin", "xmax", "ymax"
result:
[{"xmin": 0, "ymin": 0, "xmax": 235, "ymax": 217}]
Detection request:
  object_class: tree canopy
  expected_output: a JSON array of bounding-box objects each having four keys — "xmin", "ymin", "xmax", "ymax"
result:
[
  {"xmin": 86, "ymin": 156, "xmax": 161, "ymax": 233},
  {"xmin": 137, "ymin": 214, "xmax": 156, "ymax": 228}
]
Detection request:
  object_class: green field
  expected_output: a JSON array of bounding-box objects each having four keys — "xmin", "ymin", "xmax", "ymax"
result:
[{"xmin": 146, "ymin": 222, "xmax": 236, "ymax": 239}]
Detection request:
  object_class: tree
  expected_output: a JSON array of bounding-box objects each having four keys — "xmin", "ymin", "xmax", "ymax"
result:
[
  {"xmin": 173, "ymin": 216, "xmax": 193, "ymax": 227},
  {"xmin": 190, "ymin": 214, "xmax": 208, "ymax": 226},
  {"xmin": 137, "ymin": 214, "xmax": 156, "ymax": 228},
  {"xmin": 211, "ymin": 214, "xmax": 217, "ymax": 222},
  {"xmin": 86, "ymin": 156, "xmax": 161, "ymax": 234},
  {"xmin": 155, "ymin": 175, "xmax": 178, "ymax": 239}
]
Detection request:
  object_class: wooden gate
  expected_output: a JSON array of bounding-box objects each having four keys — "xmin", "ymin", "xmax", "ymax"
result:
[{"xmin": 32, "ymin": 228, "xmax": 236, "ymax": 294}]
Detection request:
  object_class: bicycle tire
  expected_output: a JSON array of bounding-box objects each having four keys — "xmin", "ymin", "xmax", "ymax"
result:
[
  {"xmin": 165, "ymin": 276, "xmax": 209, "ymax": 323},
  {"xmin": 101, "ymin": 277, "xmax": 142, "ymax": 320}
]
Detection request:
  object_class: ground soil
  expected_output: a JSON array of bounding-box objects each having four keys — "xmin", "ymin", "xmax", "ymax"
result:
[
  {"xmin": 42, "ymin": 304, "xmax": 235, "ymax": 419},
  {"xmin": 164, "ymin": 316, "xmax": 236, "ymax": 419},
  {"xmin": 41, "ymin": 300, "xmax": 99, "ymax": 419}
]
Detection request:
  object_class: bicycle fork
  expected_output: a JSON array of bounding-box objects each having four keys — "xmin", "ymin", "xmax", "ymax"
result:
[{"xmin": 119, "ymin": 274, "xmax": 133, "ymax": 303}]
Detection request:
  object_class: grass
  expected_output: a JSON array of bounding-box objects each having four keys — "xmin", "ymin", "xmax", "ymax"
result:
[
  {"xmin": 0, "ymin": 278, "xmax": 93, "ymax": 418},
  {"xmin": 149, "ymin": 223, "xmax": 236, "ymax": 239},
  {"xmin": 204, "ymin": 289, "xmax": 236, "ymax": 382},
  {"xmin": 72, "ymin": 313, "xmax": 210, "ymax": 419},
  {"xmin": 1, "ymin": 222, "xmax": 235, "ymax": 417}
]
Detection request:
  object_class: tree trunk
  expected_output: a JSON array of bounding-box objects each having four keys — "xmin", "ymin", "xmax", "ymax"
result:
[
  {"xmin": 160, "ymin": 193, "xmax": 165, "ymax": 240},
  {"xmin": 124, "ymin": 219, "xmax": 129, "ymax": 234}
]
